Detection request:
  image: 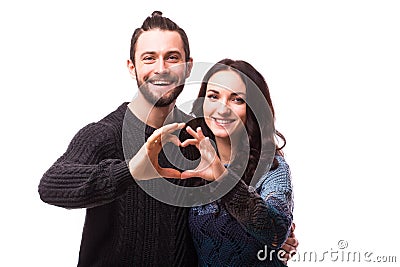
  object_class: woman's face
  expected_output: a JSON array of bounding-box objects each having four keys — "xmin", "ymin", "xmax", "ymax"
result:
[{"xmin": 203, "ymin": 70, "xmax": 247, "ymax": 140}]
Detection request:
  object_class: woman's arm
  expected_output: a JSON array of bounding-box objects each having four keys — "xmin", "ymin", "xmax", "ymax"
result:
[{"xmin": 221, "ymin": 156, "xmax": 293, "ymax": 249}]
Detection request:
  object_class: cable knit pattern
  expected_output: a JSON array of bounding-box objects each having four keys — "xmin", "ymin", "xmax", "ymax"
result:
[
  {"xmin": 38, "ymin": 103, "xmax": 198, "ymax": 267},
  {"xmin": 189, "ymin": 156, "xmax": 293, "ymax": 267}
]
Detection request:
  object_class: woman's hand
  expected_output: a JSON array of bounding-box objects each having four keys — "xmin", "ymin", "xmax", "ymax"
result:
[
  {"xmin": 181, "ymin": 126, "xmax": 227, "ymax": 181},
  {"xmin": 128, "ymin": 123, "xmax": 185, "ymax": 180}
]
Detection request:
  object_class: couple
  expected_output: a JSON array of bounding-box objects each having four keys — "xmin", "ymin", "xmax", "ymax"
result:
[{"xmin": 38, "ymin": 11, "xmax": 296, "ymax": 266}]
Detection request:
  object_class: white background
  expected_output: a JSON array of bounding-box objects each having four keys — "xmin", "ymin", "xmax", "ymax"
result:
[{"xmin": 1, "ymin": 0, "xmax": 399, "ymax": 266}]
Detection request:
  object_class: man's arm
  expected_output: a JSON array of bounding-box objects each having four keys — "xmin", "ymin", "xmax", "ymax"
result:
[{"xmin": 38, "ymin": 122, "xmax": 135, "ymax": 209}]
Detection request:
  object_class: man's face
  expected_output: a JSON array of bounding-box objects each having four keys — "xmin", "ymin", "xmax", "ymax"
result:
[{"xmin": 130, "ymin": 29, "xmax": 192, "ymax": 107}]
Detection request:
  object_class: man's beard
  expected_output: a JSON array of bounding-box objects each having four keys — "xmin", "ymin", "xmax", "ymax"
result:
[{"xmin": 138, "ymin": 82, "xmax": 184, "ymax": 107}]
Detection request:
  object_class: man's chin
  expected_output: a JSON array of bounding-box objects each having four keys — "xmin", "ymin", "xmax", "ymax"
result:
[
  {"xmin": 155, "ymin": 88, "xmax": 184, "ymax": 107},
  {"xmin": 138, "ymin": 84, "xmax": 184, "ymax": 107},
  {"xmin": 154, "ymin": 97, "xmax": 176, "ymax": 107}
]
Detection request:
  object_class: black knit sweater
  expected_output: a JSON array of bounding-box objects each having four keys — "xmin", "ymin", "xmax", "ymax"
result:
[{"xmin": 38, "ymin": 103, "xmax": 198, "ymax": 266}]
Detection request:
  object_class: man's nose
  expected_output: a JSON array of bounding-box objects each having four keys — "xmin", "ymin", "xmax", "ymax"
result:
[{"xmin": 154, "ymin": 59, "xmax": 168, "ymax": 74}]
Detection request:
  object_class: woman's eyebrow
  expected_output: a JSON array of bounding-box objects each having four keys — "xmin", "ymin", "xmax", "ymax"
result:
[
  {"xmin": 231, "ymin": 92, "xmax": 246, "ymax": 96},
  {"xmin": 206, "ymin": 89, "xmax": 219, "ymax": 94},
  {"xmin": 207, "ymin": 89, "xmax": 247, "ymax": 96}
]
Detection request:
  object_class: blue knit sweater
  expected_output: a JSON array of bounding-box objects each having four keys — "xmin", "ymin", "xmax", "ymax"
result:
[{"xmin": 189, "ymin": 155, "xmax": 293, "ymax": 267}]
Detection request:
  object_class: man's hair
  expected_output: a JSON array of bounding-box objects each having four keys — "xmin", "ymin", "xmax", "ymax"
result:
[{"xmin": 130, "ymin": 11, "xmax": 191, "ymax": 64}]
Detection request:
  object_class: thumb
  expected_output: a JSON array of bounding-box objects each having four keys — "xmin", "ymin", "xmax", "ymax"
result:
[{"xmin": 181, "ymin": 170, "xmax": 199, "ymax": 179}]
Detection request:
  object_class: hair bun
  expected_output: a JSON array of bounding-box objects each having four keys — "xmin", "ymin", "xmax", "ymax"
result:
[{"xmin": 151, "ymin": 11, "xmax": 163, "ymax": 17}]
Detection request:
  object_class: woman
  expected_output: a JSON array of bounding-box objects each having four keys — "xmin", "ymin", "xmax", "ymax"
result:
[{"xmin": 181, "ymin": 59, "xmax": 294, "ymax": 266}]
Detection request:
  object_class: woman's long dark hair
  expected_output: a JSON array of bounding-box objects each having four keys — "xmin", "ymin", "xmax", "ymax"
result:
[{"xmin": 190, "ymin": 59, "xmax": 286, "ymax": 185}]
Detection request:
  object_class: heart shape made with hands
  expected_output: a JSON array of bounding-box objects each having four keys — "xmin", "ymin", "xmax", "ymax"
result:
[{"xmin": 129, "ymin": 122, "xmax": 226, "ymax": 181}]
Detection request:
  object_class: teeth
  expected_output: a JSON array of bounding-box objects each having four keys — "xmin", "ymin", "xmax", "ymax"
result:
[
  {"xmin": 151, "ymin": 80, "xmax": 171, "ymax": 85},
  {"xmin": 213, "ymin": 118, "xmax": 234, "ymax": 124}
]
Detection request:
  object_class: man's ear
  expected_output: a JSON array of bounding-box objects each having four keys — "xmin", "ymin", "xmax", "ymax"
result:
[
  {"xmin": 185, "ymin": 58, "xmax": 194, "ymax": 78},
  {"xmin": 127, "ymin": 59, "xmax": 136, "ymax": 79}
]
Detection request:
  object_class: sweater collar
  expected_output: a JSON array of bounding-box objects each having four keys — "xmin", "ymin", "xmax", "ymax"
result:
[{"xmin": 122, "ymin": 102, "xmax": 189, "ymax": 137}]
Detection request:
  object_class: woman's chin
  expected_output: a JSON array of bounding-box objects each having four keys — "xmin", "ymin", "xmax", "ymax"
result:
[
  {"xmin": 206, "ymin": 120, "xmax": 242, "ymax": 139},
  {"xmin": 210, "ymin": 127, "xmax": 236, "ymax": 140}
]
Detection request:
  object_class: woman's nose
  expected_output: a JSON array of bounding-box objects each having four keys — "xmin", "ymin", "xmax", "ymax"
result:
[{"xmin": 216, "ymin": 101, "xmax": 231, "ymax": 116}]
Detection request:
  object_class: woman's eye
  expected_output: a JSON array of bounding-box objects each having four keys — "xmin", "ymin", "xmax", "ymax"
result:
[
  {"xmin": 206, "ymin": 94, "xmax": 218, "ymax": 100},
  {"xmin": 233, "ymin": 97, "xmax": 245, "ymax": 104}
]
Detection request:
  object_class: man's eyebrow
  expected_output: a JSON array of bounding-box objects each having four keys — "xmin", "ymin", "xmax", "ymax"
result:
[
  {"xmin": 139, "ymin": 50, "xmax": 183, "ymax": 58},
  {"xmin": 139, "ymin": 51, "xmax": 157, "ymax": 58},
  {"xmin": 165, "ymin": 50, "xmax": 184, "ymax": 58},
  {"xmin": 166, "ymin": 49, "xmax": 182, "ymax": 54}
]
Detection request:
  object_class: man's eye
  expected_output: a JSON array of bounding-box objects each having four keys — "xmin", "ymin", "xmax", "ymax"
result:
[
  {"xmin": 143, "ymin": 57, "xmax": 155, "ymax": 62},
  {"xmin": 167, "ymin": 55, "xmax": 179, "ymax": 62}
]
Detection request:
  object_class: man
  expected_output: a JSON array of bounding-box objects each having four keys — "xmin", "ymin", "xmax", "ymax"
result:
[{"xmin": 39, "ymin": 11, "xmax": 298, "ymax": 266}]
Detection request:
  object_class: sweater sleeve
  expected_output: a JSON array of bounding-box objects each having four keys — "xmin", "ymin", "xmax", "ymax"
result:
[
  {"xmin": 38, "ymin": 122, "xmax": 135, "ymax": 209},
  {"xmin": 221, "ymin": 157, "xmax": 293, "ymax": 249}
]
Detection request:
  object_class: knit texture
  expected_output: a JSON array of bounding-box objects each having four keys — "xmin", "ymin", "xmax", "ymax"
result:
[
  {"xmin": 39, "ymin": 103, "xmax": 198, "ymax": 267},
  {"xmin": 189, "ymin": 155, "xmax": 293, "ymax": 267}
]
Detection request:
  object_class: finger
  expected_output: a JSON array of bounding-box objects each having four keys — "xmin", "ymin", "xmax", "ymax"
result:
[
  {"xmin": 202, "ymin": 137, "xmax": 214, "ymax": 149},
  {"xmin": 180, "ymin": 139, "xmax": 199, "ymax": 147},
  {"xmin": 158, "ymin": 167, "xmax": 182, "ymax": 179},
  {"xmin": 147, "ymin": 123, "xmax": 185, "ymax": 147},
  {"xmin": 148, "ymin": 123, "xmax": 183, "ymax": 143},
  {"xmin": 199, "ymin": 137, "xmax": 217, "ymax": 157},
  {"xmin": 160, "ymin": 122, "xmax": 186, "ymax": 135},
  {"xmin": 147, "ymin": 129, "xmax": 162, "ymax": 147},
  {"xmin": 186, "ymin": 126, "xmax": 199, "ymax": 139},
  {"xmin": 159, "ymin": 123, "xmax": 185, "ymax": 144},
  {"xmin": 284, "ymin": 236, "xmax": 298, "ymax": 247},
  {"xmin": 180, "ymin": 170, "xmax": 200, "ymax": 179},
  {"xmin": 280, "ymin": 242, "xmax": 296, "ymax": 254},
  {"xmin": 289, "ymin": 230, "xmax": 295, "ymax": 238},
  {"xmin": 146, "ymin": 135, "xmax": 163, "ymax": 151},
  {"xmin": 166, "ymin": 135, "xmax": 182, "ymax": 147},
  {"xmin": 196, "ymin": 127, "xmax": 206, "ymax": 140}
]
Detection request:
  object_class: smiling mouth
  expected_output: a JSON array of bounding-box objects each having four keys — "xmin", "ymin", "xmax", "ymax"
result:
[
  {"xmin": 149, "ymin": 80, "xmax": 174, "ymax": 86},
  {"xmin": 211, "ymin": 117, "xmax": 236, "ymax": 126}
]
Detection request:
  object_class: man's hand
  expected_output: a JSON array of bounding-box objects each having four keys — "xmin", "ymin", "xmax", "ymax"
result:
[
  {"xmin": 280, "ymin": 223, "xmax": 299, "ymax": 265},
  {"xmin": 128, "ymin": 123, "xmax": 185, "ymax": 180}
]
